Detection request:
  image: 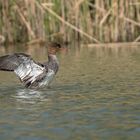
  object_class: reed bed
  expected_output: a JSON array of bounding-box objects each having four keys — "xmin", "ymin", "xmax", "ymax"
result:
[{"xmin": 0, "ymin": 0, "xmax": 140, "ymax": 44}]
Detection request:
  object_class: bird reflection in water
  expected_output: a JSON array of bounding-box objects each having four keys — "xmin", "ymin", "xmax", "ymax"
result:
[{"xmin": 14, "ymin": 88, "xmax": 49, "ymax": 104}]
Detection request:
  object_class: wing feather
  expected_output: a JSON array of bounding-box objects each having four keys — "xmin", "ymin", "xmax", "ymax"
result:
[
  {"xmin": 0, "ymin": 53, "xmax": 30, "ymax": 71},
  {"xmin": 0, "ymin": 53, "xmax": 50, "ymax": 88}
]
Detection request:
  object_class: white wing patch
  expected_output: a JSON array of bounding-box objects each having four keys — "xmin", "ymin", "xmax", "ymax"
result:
[
  {"xmin": 14, "ymin": 59, "xmax": 45, "ymax": 84},
  {"xmin": 14, "ymin": 58, "xmax": 56, "ymax": 88},
  {"xmin": 39, "ymin": 69, "xmax": 55, "ymax": 87}
]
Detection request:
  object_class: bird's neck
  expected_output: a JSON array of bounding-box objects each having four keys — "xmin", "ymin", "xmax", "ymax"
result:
[
  {"xmin": 46, "ymin": 54, "xmax": 59, "ymax": 74},
  {"xmin": 48, "ymin": 54, "xmax": 58, "ymax": 63}
]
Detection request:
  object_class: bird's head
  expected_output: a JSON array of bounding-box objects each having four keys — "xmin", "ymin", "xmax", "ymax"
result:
[{"xmin": 47, "ymin": 42, "xmax": 61, "ymax": 55}]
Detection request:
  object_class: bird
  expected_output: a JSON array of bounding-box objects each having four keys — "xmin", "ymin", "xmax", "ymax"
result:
[{"xmin": 0, "ymin": 42, "xmax": 61, "ymax": 89}]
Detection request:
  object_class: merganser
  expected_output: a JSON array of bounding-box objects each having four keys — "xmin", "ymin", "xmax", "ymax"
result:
[{"xmin": 0, "ymin": 42, "xmax": 61, "ymax": 88}]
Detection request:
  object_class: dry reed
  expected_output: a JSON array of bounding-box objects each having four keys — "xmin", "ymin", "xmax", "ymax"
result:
[{"xmin": 0, "ymin": 0, "xmax": 140, "ymax": 44}]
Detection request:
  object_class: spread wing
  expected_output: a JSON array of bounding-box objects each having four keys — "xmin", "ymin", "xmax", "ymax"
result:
[
  {"xmin": 0, "ymin": 53, "xmax": 30, "ymax": 71},
  {"xmin": 0, "ymin": 53, "xmax": 48, "ymax": 88},
  {"xmin": 14, "ymin": 59, "xmax": 47, "ymax": 88}
]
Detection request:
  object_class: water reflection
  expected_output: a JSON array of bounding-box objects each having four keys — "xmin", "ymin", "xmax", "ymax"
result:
[{"xmin": 14, "ymin": 89, "xmax": 44, "ymax": 103}]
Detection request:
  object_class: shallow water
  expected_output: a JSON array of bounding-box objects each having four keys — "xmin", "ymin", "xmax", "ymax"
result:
[{"xmin": 0, "ymin": 45, "xmax": 140, "ymax": 140}]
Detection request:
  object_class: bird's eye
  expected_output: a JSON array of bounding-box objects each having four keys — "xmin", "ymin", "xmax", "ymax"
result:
[{"xmin": 57, "ymin": 44, "xmax": 61, "ymax": 48}]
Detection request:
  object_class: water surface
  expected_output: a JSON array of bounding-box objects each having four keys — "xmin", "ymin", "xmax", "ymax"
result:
[{"xmin": 0, "ymin": 44, "xmax": 140, "ymax": 140}]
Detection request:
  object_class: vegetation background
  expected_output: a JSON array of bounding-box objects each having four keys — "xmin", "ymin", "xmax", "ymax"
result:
[{"xmin": 0, "ymin": 0, "xmax": 140, "ymax": 45}]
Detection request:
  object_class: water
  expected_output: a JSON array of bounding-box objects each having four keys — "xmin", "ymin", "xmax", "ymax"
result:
[{"xmin": 0, "ymin": 44, "xmax": 140, "ymax": 140}]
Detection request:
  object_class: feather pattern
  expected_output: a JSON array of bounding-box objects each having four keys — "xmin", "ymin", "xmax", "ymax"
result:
[
  {"xmin": 0, "ymin": 53, "xmax": 59, "ymax": 88},
  {"xmin": 0, "ymin": 42, "xmax": 61, "ymax": 88},
  {"xmin": 0, "ymin": 53, "xmax": 30, "ymax": 71}
]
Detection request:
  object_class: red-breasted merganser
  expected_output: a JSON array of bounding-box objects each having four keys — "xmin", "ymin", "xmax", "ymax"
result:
[{"xmin": 0, "ymin": 42, "xmax": 61, "ymax": 88}]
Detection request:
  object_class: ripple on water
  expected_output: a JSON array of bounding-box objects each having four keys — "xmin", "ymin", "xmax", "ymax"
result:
[{"xmin": 0, "ymin": 46, "xmax": 140, "ymax": 140}]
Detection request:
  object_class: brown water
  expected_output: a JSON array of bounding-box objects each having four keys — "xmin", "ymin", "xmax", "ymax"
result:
[{"xmin": 0, "ymin": 44, "xmax": 140, "ymax": 140}]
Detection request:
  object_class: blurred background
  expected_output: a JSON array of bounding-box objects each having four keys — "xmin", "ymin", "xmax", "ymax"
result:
[
  {"xmin": 0, "ymin": 0, "xmax": 140, "ymax": 45},
  {"xmin": 0, "ymin": 1, "xmax": 140, "ymax": 140}
]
